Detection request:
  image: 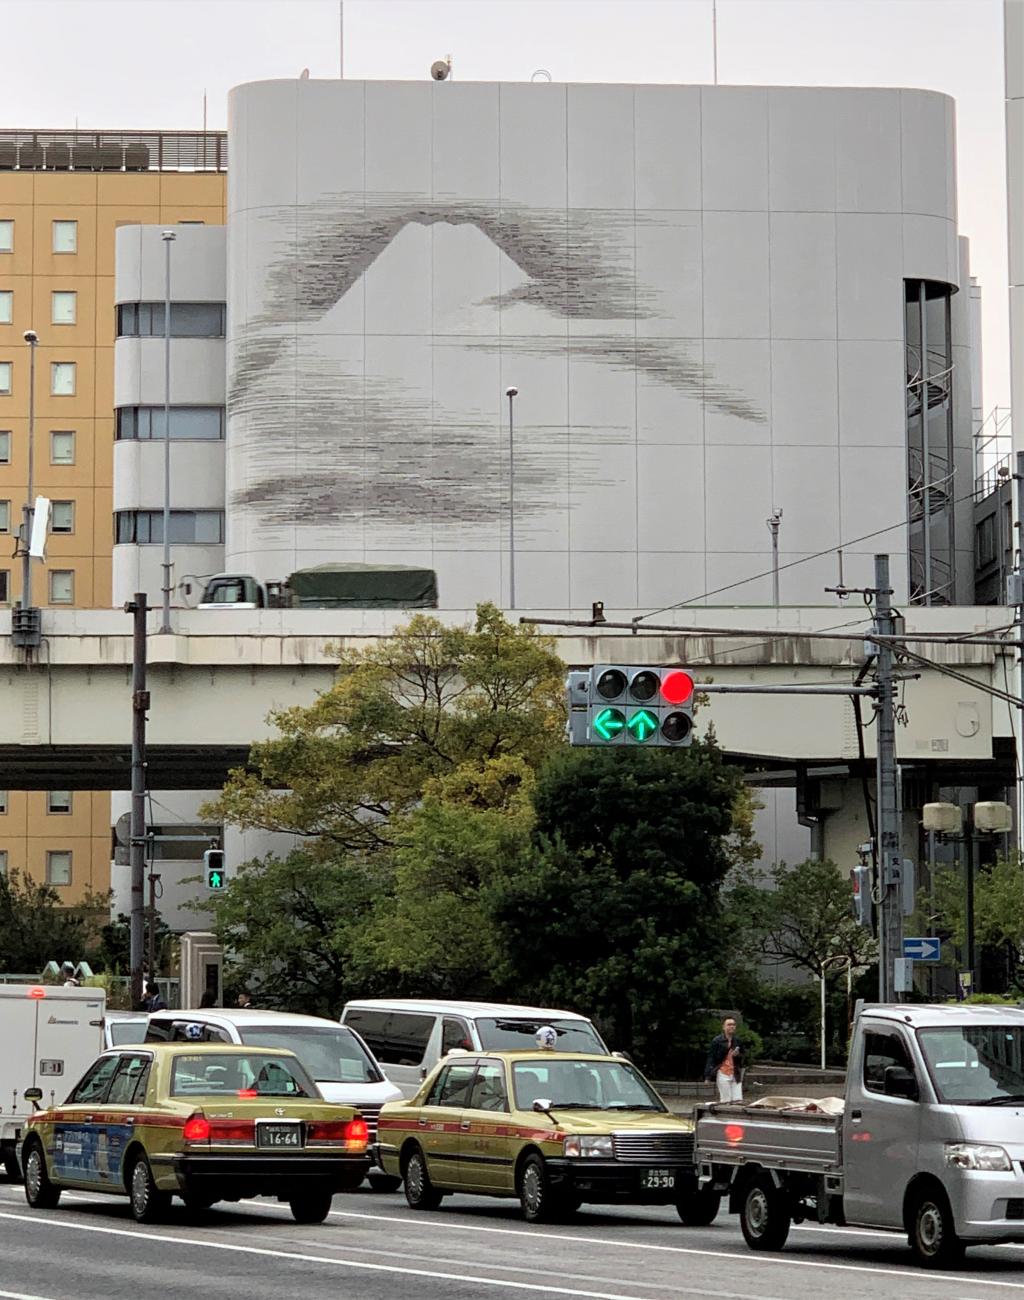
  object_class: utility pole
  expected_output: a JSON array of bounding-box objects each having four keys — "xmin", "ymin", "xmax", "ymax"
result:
[
  {"xmin": 1015, "ymin": 451, "xmax": 1024, "ymax": 855},
  {"xmin": 160, "ymin": 229, "xmax": 175, "ymax": 634},
  {"xmin": 505, "ymin": 386, "xmax": 518, "ymax": 610},
  {"xmin": 126, "ymin": 593, "xmax": 149, "ymax": 1009},
  {"xmin": 873, "ymin": 554, "xmax": 903, "ymax": 1003}
]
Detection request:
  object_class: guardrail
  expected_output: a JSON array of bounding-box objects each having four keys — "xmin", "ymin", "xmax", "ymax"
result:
[{"xmin": 0, "ymin": 130, "xmax": 227, "ymax": 173}]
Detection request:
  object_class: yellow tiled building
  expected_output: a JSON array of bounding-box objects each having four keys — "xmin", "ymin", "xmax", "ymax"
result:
[{"xmin": 0, "ymin": 142, "xmax": 225, "ymax": 906}]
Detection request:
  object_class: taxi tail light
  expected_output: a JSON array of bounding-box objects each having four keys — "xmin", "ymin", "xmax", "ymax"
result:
[
  {"xmin": 208, "ymin": 1119, "xmax": 255, "ymax": 1141},
  {"xmin": 307, "ymin": 1118, "xmax": 367, "ymax": 1150},
  {"xmin": 183, "ymin": 1115, "xmax": 211, "ymax": 1142},
  {"xmin": 345, "ymin": 1118, "xmax": 369, "ymax": 1151}
]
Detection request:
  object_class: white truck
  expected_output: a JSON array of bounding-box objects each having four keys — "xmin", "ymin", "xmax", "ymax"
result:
[
  {"xmin": 695, "ymin": 1003, "xmax": 1024, "ymax": 1267},
  {"xmin": 0, "ymin": 983, "xmax": 105, "ymax": 1180}
]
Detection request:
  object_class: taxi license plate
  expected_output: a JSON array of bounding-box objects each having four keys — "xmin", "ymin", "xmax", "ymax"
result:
[
  {"xmin": 641, "ymin": 1169, "xmax": 675, "ymax": 1190},
  {"xmin": 257, "ymin": 1123, "xmax": 303, "ymax": 1149}
]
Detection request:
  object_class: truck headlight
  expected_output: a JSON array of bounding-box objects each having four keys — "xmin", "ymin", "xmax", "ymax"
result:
[
  {"xmin": 944, "ymin": 1142, "xmax": 1013, "ymax": 1171},
  {"xmin": 563, "ymin": 1135, "xmax": 614, "ymax": 1159}
]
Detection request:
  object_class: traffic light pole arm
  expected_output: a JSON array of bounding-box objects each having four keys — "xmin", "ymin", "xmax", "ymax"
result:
[{"xmin": 699, "ymin": 683, "xmax": 878, "ymax": 696}]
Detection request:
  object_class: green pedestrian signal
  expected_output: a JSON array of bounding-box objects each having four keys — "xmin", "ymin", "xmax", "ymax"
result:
[
  {"xmin": 203, "ymin": 848, "xmax": 226, "ymax": 891},
  {"xmin": 593, "ymin": 707, "xmax": 626, "ymax": 741},
  {"xmin": 626, "ymin": 708, "xmax": 658, "ymax": 741}
]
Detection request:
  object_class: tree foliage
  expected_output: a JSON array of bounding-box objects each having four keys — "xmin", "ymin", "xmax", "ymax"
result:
[
  {"xmin": 727, "ymin": 857, "xmax": 878, "ymax": 981},
  {"xmin": 927, "ymin": 855, "xmax": 1024, "ymax": 990},
  {"xmin": 0, "ymin": 871, "xmax": 106, "ymax": 973},
  {"xmin": 488, "ymin": 742, "xmax": 749, "ymax": 1073}
]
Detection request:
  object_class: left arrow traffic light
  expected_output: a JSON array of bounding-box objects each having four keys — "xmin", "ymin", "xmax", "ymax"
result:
[{"xmin": 570, "ymin": 666, "xmax": 696, "ymax": 747}]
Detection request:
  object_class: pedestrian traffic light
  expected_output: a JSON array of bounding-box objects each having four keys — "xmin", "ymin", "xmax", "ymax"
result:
[
  {"xmin": 204, "ymin": 848, "xmax": 226, "ymax": 891},
  {"xmin": 851, "ymin": 864, "xmax": 873, "ymax": 931},
  {"xmin": 567, "ymin": 666, "xmax": 695, "ymax": 747}
]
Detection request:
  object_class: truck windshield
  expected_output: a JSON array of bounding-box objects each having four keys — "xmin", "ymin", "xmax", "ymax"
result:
[
  {"xmin": 512, "ymin": 1059, "xmax": 666, "ymax": 1112},
  {"xmin": 239, "ymin": 1026, "xmax": 381, "ymax": 1084},
  {"xmin": 918, "ymin": 1026, "xmax": 1024, "ymax": 1104},
  {"xmin": 477, "ymin": 1018, "xmax": 607, "ymax": 1054}
]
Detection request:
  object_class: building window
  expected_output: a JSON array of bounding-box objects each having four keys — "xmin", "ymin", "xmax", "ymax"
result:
[
  {"xmin": 115, "ymin": 509, "xmax": 224, "ymax": 545},
  {"xmin": 51, "ymin": 362, "xmax": 75, "ymax": 396},
  {"xmin": 0, "ymin": 571, "xmax": 8, "ymax": 604},
  {"xmin": 51, "ymin": 430, "xmax": 75, "ymax": 464},
  {"xmin": 0, "ymin": 500, "xmax": 9, "ymax": 533},
  {"xmin": 116, "ymin": 406, "xmax": 224, "ymax": 441},
  {"xmin": 117, "ymin": 302, "xmax": 225, "ymax": 339},
  {"xmin": 48, "ymin": 569, "xmax": 74, "ymax": 604},
  {"xmin": 50, "ymin": 500, "xmax": 74, "ymax": 534},
  {"xmin": 46, "ymin": 850, "xmax": 72, "ymax": 886},
  {"xmin": 0, "ymin": 851, "xmax": 6, "ymax": 877},
  {"xmin": 52, "ymin": 221, "xmax": 77, "ymax": 254},
  {"xmin": 51, "ymin": 291, "xmax": 76, "ymax": 325},
  {"xmin": 0, "ymin": 432, "xmax": 9, "ymax": 464},
  {"xmin": 0, "ymin": 362, "xmax": 11, "ymax": 395},
  {"xmin": 0, "ymin": 221, "xmax": 12, "ymax": 253},
  {"xmin": 47, "ymin": 791, "xmax": 72, "ymax": 814},
  {"xmin": 0, "ymin": 291, "xmax": 11, "ymax": 325},
  {"xmin": 0, "ymin": 791, "xmax": 7, "ymax": 813}
]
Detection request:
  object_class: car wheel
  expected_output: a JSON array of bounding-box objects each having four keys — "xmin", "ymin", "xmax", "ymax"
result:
[
  {"xmin": 739, "ymin": 1174, "xmax": 790, "ymax": 1251},
  {"xmin": 23, "ymin": 1142, "xmax": 60, "ymax": 1210},
  {"xmin": 367, "ymin": 1172, "xmax": 403, "ymax": 1194},
  {"xmin": 129, "ymin": 1155, "xmax": 171, "ymax": 1224},
  {"xmin": 676, "ymin": 1185, "xmax": 721, "ymax": 1227},
  {"xmin": 403, "ymin": 1146, "xmax": 443, "ymax": 1211},
  {"xmin": 289, "ymin": 1189, "xmax": 334, "ymax": 1224},
  {"xmin": 518, "ymin": 1153, "xmax": 563, "ymax": 1224},
  {"xmin": 909, "ymin": 1186, "xmax": 965, "ymax": 1269},
  {"xmin": 3, "ymin": 1151, "xmax": 22, "ymax": 1185}
]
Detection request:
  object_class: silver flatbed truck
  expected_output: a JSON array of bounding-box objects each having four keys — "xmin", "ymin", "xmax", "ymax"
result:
[{"xmin": 695, "ymin": 1003, "xmax": 1024, "ymax": 1267}]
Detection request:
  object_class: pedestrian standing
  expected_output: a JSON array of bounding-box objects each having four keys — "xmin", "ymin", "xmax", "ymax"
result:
[
  {"xmin": 705, "ymin": 1016, "xmax": 744, "ymax": 1103},
  {"xmin": 236, "ymin": 990, "xmax": 253, "ymax": 1009},
  {"xmin": 144, "ymin": 982, "xmax": 167, "ymax": 1012}
]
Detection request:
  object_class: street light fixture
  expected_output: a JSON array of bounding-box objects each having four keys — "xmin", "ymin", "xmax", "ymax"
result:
[
  {"xmin": 505, "ymin": 386, "xmax": 518, "ymax": 610},
  {"xmin": 160, "ymin": 230, "xmax": 176, "ymax": 634},
  {"xmin": 20, "ymin": 329, "xmax": 38, "ymax": 614}
]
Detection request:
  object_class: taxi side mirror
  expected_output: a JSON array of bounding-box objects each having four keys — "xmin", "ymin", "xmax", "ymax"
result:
[
  {"xmin": 23, "ymin": 1087, "xmax": 43, "ymax": 1111},
  {"xmin": 532, "ymin": 1098, "xmax": 553, "ymax": 1113}
]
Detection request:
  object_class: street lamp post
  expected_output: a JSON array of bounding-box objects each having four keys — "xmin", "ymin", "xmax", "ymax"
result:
[
  {"xmin": 160, "ymin": 230, "xmax": 176, "ymax": 634},
  {"xmin": 505, "ymin": 386, "xmax": 518, "ymax": 610},
  {"xmin": 21, "ymin": 329, "xmax": 38, "ymax": 611},
  {"xmin": 820, "ymin": 954, "xmax": 852, "ymax": 1071}
]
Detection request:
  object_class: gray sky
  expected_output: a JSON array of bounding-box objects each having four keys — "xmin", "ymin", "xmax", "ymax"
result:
[{"xmin": 1, "ymin": 0, "xmax": 1009, "ymax": 409}]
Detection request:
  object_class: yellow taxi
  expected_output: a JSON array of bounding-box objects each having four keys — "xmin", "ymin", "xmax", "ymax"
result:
[
  {"xmin": 377, "ymin": 1045, "xmax": 717, "ymax": 1224},
  {"xmin": 20, "ymin": 1042, "xmax": 370, "ymax": 1224}
]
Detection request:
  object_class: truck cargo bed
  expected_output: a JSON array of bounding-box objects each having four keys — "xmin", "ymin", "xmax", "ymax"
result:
[{"xmin": 695, "ymin": 1102, "xmax": 843, "ymax": 1174}]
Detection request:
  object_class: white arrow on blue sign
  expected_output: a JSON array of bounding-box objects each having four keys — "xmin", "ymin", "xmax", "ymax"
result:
[{"xmin": 903, "ymin": 936, "xmax": 941, "ymax": 962}]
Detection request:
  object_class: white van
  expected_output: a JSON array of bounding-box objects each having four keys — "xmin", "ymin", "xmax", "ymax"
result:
[
  {"xmin": 145, "ymin": 1008, "xmax": 403, "ymax": 1188},
  {"xmin": 340, "ymin": 999, "xmax": 610, "ymax": 1097}
]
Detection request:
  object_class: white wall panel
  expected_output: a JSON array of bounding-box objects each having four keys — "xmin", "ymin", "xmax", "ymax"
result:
[
  {"xmin": 701, "ymin": 88, "xmax": 769, "ymax": 211},
  {"xmin": 702, "ymin": 210, "xmax": 770, "ymax": 339},
  {"xmin": 770, "ymin": 212, "xmax": 837, "ymax": 340},
  {"xmin": 768, "ymin": 90, "xmax": 837, "ymax": 212},
  {"xmin": 771, "ymin": 340, "xmax": 839, "ymax": 446},
  {"xmin": 634, "ymin": 86, "xmax": 701, "ymax": 210}
]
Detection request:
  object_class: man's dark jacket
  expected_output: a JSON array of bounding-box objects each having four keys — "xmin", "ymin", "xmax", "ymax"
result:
[{"xmin": 704, "ymin": 1033, "xmax": 744, "ymax": 1083}]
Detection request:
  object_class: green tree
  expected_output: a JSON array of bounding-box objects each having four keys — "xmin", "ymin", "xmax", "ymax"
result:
[
  {"xmin": 0, "ymin": 871, "xmax": 103, "ymax": 973},
  {"xmin": 487, "ymin": 741, "xmax": 748, "ymax": 1074},
  {"xmin": 928, "ymin": 854, "xmax": 1024, "ymax": 990}
]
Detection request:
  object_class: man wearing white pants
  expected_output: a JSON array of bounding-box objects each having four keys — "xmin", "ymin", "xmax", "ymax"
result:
[{"xmin": 704, "ymin": 1016, "xmax": 744, "ymax": 1102}]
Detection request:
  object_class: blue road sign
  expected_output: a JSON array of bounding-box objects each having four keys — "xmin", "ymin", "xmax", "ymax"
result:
[{"xmin": 903, "ymin": 936, "xmax": 941, "ymax": 962}]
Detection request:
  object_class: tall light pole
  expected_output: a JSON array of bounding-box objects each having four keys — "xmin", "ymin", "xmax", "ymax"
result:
[
  {"xmin": 21, "ymin": 329, "xmax": 38, "ymax": 613},
  {"xmin": 505, "ymin": 386, "xmax": 518, "ymax": 610},
  {"xmin": 160, "ymin": 229, "xmax": 176, "ymax": 634}
]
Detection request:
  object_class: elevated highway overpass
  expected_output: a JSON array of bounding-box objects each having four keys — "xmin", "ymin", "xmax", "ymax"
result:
[{"xmin": 0, "ymin": 604, "xmax": 1015, "ymax": 791}]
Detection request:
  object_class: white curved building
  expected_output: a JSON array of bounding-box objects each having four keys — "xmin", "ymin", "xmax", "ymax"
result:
[{"xmin": 220, "ymin": 78, "xmax": 974, "ymax": 611}]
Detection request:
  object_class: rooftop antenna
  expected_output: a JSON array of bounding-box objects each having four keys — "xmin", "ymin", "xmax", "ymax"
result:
[
  {"xmin": 712, "ymin": 0, "xmax": 719, "ymax": 85},
  {"xmin": 339, "ymin": 0, "xmax": 344, "ymax": 78}
]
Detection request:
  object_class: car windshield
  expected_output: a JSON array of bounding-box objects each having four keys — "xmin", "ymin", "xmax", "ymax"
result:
[
  {"xmin": 918, "ymin": 1026, "xmax": 1024, "ymax": 1104},
  {"xmin": 239, "ymin": 1026, "xmax": 381, "ymax": 1084},
  {"xmin": 477, "ymin": 1018, "xmax": 607, "ymax": 1054},
  {"xmin": 512, "ymin": 1059, "xmax": 666, "ymax": 1112},
  {"xmin": 109, "ymin": 1021, "xmax": 147, "ymax": 1046},
  {"xmin": 170, "ymin": 1051, "xmax": 318, "ymax": 1098}
]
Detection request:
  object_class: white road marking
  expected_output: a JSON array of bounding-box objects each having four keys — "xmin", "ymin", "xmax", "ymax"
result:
[
  {"xmin": 6, "ymin": 1202, "xmax": 1024, "ymax": 1293},
  {"xmin": 0, "ymin": 1291, "xmax": 63, "ymax": 1300}
]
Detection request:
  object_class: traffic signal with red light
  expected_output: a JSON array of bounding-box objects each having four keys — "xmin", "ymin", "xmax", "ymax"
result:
[{"xmin": 578, "ymin": 665, "xmax": 695, "ymax": 747}]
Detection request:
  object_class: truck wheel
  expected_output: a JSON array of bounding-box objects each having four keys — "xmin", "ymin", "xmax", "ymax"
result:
[
  {"xmin": 289, "ymin": 1189, "xmax": 334, "ymax": 1224},
  {"xmin": 3, "ymin": 1151, "xmax": 22, "ymax": 1184},
  {"xmin": 403, "ymin": 1146, "xmax": 443, "ymax": 1211},
  {"xmin": 909, "ymin": 1186, "xmax": 964, "ymax": 1269},
  {"xmin": 677, "ymin": 1185, "xmax": 722, "ymax": 1227},
  {"xmin": 129, "ymin": 1155, "xmax": 171, "ymax": 1224},
  {"xmin": 23, "ymin": 1141, "xmax": 60, "ymax": 1210},
  {"xmin": 740, "ymin": 1175, "xmax": 790, "ymax": 1251},
  {"xmin": 367, "ymin": 1172, "xmax": 403, "ymax": 1194}
]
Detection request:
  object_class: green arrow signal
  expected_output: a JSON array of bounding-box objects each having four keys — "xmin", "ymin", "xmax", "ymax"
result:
[
  {"xmin": 627, "ymin": 708, "xmax": 658, "ymax": 742},
  {"xmin": 593, "ymin": 707, "xmax": 626, "ymax": 741}
]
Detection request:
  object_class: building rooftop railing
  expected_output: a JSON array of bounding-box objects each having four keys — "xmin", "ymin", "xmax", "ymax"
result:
[{"xmin": 0, "ymin": 130, "xmax": 227, "ymax": 173}]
